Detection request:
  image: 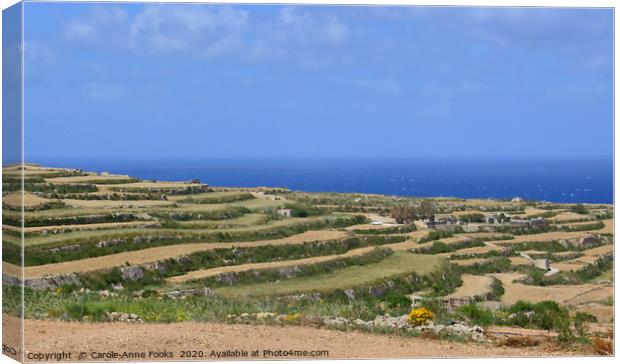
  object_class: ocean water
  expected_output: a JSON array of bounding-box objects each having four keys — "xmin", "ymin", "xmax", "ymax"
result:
[{"xmin": 35, "ymin": 158, "xmax": 613, "ymax": 204}]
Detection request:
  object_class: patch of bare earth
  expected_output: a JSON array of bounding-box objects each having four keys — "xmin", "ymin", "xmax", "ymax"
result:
[
  {"xmin": 489, "ymin": 273, "xmax": 612, "ymax": 305},
  {"xmin": 445, "ymin": 274, "xmax": 493, "ymax": 299},
  {"xmin": 4, "ymin": 192, "xmax": 52, "ymax": 208},
  {"xmin": 450, "ymin": 258, "xmax": 490, "ymax": 266},
  {"xmin": 0, "ymin": 316, "xmax": 591, "ymax": 361}
]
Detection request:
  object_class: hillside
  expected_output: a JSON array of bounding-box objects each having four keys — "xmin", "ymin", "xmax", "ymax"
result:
[{"xmin": 2, "ymin": 164, "xmax": 614, "ymax": 358}]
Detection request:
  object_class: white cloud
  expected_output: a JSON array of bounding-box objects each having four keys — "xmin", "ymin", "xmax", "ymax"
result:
[
  {"xmin": 59, "ymin": 4, "xmax": 351, "ymax": 68},
  {"xmin": 128, "ymin": 5, "xmax": 248, "ymax": 55},
  {"xmin": 63, "ymin": 21, "xmax": 97, "ymax": 42},
  {"xmin": 245, "ymin": 7, "xmax": 351, "ymax": 68},
  {"xmin": 273, "ymin": 7, "xmax": 349, "ymax": 47},
  {"xmin": 324, "ymin": 17, "xmax": 349, "ymax": 46},
  {"xmin": 279, "ymin": 6, "xmax": 310, "ymax": 25},
  {"xmin": 62, "ymin": 6, "xmax": 128, "ymax": 43},
  {"xmin": 24, "ymin": 41, "xmax": 55, "ymax": 66}
]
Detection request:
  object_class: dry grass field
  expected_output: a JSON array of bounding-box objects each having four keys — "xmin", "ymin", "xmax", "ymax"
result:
[
  {"xmin": 445, "ymin": 274, "xmax": 493, "ymax": 298},
  {"xmin": 3, "ymin": 192, "xmax": 51, "ymax": 208},
  {"xmin": 489, "ymin": 273, "xmax": 611, "ymax": 305}
]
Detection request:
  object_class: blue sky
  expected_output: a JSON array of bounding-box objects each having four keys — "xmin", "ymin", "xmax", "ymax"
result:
[{"xmin": 20, "ymin": 3, "xmax": 613, "ymax": 161}]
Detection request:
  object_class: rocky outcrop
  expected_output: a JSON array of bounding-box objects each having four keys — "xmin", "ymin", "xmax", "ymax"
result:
[
  {"xmin": 344, "ymin": 288, "xmax": 356, "ymax": 300},
  {"xmin": 165, "ymin": 289, "xmax": 200, "ymax": 299},
  {"xmin": 559, "ymin": 234, "xmax": 602, "ymax": 249},
  {"xmin": 215, "ymin": 272, "xmax": 240, "ymax": 285},
  {"xmin": 24, "ymin": 274, "xmax": 81, "ymax": 290},
  {"xmin": 323, "ymin": 315, "xmax": 486, "ymax": 341},
  {"xmin": 120, "ymin": 266, "xmax": 145, "ymax": 281},
  {"xmin": 105, "ymin": 312, "xmax": 143, "ymax": 323},
  {"xmin": 286, "ymin": 292, "xmax": 322, "ymax": 301},
  {"xmin": 49, "ymin": 244, "xmax": 81, "ymax": 254},
  {"xmin": 278, "ymin": 266, "xmax": 302, "ymax": 279}
]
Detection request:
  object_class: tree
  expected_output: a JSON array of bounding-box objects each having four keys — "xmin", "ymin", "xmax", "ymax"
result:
[
  {"xmin": 418, "ymin": 200, "xmax": 435, "ymax": 220},
  {"xmin": 390, "ymin": 205, "xmax": 418, "ymax": 224},
  {"xmin": 570, "ymin": 204, "xmax": 589, "ymax": 215}
]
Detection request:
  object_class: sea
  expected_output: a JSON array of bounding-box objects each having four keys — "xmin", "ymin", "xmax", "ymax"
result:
[{"xmin": 33, "ymin": 158, "xmax": 613, "ymax": 204}]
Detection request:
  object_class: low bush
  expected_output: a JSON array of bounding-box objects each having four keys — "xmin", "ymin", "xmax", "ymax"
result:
[
  {"xmin": 284, "ymin": 202, "xmax": 324, "ymax": 217},
  {"xmin": 419, "ymin": 230, "xmax": 454, "ymax": 243},
  {"xmin": 385, "ymin": 292, "xmax": 413, "ymax": 309},
  {"xmin": 407, "ymin": 307, "xmax": 434, "ymax": 326},
  {"xmin": 455, "ymin": 304, "xmax": 494, "ymax": 326}
]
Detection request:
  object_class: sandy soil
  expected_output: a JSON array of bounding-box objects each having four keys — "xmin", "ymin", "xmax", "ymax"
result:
[
  {"xmin": 446, "ymin": 274, "xmax": 493, "ymax": 298},
  {"xmin": 489, "ymin": 273, "xmax": 612, "ymax": 305},
  {"xmin": 553, "ymin": 244, "xmax": 613, "ymax": 272},
  {"xmin": 3, "ymin": 192, "xmax": 52, "ymax": 208},
  {"xmin": 3, "ymin": 262, "xmax": 22, "ymax": 277},
  {"xmin": 597, "ymin": 219, "xmax": 614, "ymax": 234},
  {"xmin": 0, "ymin": 315, "xmax": 594, "ymax": 361},
  {"xmin": 564, "ymin": 285, "xmax": 614, "ymax": 305},
  {"xmin": 509, "ymin": 256, "xmax": 532, "ymax": 266},
  {"xmin": 19, "ymin": 230, "xmax": 348, "ymax": 279},
  {"xmin": 523, "ymin": 207, "xmax": 548, "ymax": 217},
  {"xmin": 576, "ymin": 303, "xmax": 614, "ymax": 323},
  {"xmin": 548, "ymin": 212, "xmax": 589, "ymax": 222}
]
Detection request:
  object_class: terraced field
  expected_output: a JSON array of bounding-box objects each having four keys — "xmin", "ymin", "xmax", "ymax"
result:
[
  {"xmin": 1, "ymin": 164, "xmax": 614, "ymax": 358},
  {"xmin": 214, "ymin": 252, "xmax": 441, "ymax": 298}
]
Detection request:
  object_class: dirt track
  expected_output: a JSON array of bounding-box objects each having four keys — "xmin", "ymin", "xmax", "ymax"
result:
[{"xmin": 0, "ymin": 316, "xmax": 591, "ymax": 361}]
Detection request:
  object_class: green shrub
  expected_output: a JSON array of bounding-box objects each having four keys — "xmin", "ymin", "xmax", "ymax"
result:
[
  {"xmin": 384, "ymin": 292, "xmax": 412, "ymax": 309},
  {"xmin": 570, "ymin": 204, "xmax": 589, "ymax": 215},
  {"xmin": 455, "ymin": 304, "xmax": 494, "ymax": 326},
  {"xmin": 419, "ymin": 230, "xmax": 454, "ymax": 243},
  {"xmin": 458, "ymin": 213, "xmax": 485, "ymax": 223},
  {"xmin": 506, "ymin": 300, "xmax": 568, "ymax": 331},
  {"xmin": 416, "ymin": 241, "xmax": 453, "ymax": 254},
  {"xmin": 284, "ymin": 202, "xmax": 324, "ymax": 217}
]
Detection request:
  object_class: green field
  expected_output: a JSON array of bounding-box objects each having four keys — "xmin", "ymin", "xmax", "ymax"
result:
[{"xmin": 215, "ymin": 252, "xmax": 442, "ymax": 297}]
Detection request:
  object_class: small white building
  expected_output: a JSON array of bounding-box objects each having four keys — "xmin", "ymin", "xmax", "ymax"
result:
[{"xmin": 277, "ymin": 208, "xmax": 292, "ymax": 218}]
